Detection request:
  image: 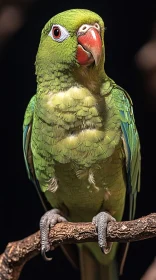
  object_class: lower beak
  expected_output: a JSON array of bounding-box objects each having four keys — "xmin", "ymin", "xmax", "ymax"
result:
[{"xmin": 77, "ymin": 27, "xmax": 102, "ymax": 66}]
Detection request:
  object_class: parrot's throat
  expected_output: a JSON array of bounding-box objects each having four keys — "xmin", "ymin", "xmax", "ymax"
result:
[
  {"xmin": 73, "ymin": 65, "xmax": 104, "ymax": 94},
  {"xmin": 36, "ymin": 59, "xmax": 105, "ymax": 94},
  {"xmin": 36, "ymin": 63, "xmax": 77, "ymax": 93}
]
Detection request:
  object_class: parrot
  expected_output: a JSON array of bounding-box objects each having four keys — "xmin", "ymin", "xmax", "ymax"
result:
[{"xmin": 23, "ymin": 9, "xmax": 141, "ymax": 280}]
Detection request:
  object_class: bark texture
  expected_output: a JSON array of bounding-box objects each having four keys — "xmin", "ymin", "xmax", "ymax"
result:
[{"xmin": 0, "ymin": 213, "xmax": 156, "ymax": 280}]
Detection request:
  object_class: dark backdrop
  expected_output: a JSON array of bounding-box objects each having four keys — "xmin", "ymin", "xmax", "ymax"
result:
[{"xmin": 0, "ymin": 1, "xmax": 156, "ymax": 279}]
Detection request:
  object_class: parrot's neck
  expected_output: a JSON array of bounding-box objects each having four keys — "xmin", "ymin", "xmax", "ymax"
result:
[
  {"xmin": 36, "ymin": 62, "xmax": 106, "ymax": 94},
  {"xmin": 36, "ymin": 63, "xmax": 76, "ymax": 93},
  {"xmin": 73, "ymin": 65, "xmax": 106, "ymax": 94}
]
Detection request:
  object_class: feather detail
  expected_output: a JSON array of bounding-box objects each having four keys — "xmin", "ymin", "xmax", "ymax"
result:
[
  {"xmin": 88, "ymin": 169, "xmax": 99, "ymax": 191},
  {"xmin": 47, "ymin": 177, "xmax": 59, "ymax": 193},
  {"xmin": 76, "ymin": 169, "xmax": 88, "ymax": 179}
]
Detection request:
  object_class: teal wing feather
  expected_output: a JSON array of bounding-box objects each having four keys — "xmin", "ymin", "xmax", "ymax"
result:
[
  {"xmin": 112, "ymin": 85, "xmax": 141, "ymax": 220},
  {"xmin": 23, "ymin": 95, "xmax": 47, "ymax": 211}
]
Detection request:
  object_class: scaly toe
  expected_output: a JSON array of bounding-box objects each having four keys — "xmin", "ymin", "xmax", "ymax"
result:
[
  {"xmin": 40, "ymin": 208, "xmax": 67, "ymax": 261},
  {"xmin": 92, "ymin": 211, "xmax": 116, "ymax": 254}
]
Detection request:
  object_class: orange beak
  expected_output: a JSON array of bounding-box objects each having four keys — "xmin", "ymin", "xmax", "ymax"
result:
[{"xmin": 76, "ymin": 27, "xmax": 102, "ymax": 66}]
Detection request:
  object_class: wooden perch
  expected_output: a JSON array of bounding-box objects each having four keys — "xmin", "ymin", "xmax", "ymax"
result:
[{"xmin": 0, "ymin": 213, "xmax": 156, "ymax": 280}]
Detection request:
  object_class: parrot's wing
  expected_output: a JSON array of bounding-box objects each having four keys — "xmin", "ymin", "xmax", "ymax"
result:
[
  {"xmin": 112, "ymin": 85, "xmax": 141, "ymax": 274},
  {"xmin": 112, "ymin": 85, "xmax": 141, "ymax": 220},
  {"xmin": 23, "ymin": 95, "xmax": 48, "ymax": 211},
  {"xmin": 23, "ymin": 95, "xmax": 35, "ymax": 181}
]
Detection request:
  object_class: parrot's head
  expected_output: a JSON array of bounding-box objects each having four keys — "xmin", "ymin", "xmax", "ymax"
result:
[{"xmin": 36, "ymin": 9, "xmax": 106, "ymax": 91}]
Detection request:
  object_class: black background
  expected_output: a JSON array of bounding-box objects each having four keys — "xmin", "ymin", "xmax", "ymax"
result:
[{"xmin": 0, "ymin": 0, "xmax": 156, "ymax": 279}]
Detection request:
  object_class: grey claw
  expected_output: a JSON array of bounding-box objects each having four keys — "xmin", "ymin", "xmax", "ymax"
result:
[
  {"xmin": 40, "ymin": 208, "xmax": 67, "ymax": 261},
  {"xmin": 41, "ymin": 248, "xmax": 52, "ymax": 261},
  {"xmin": 100, "ymin": 247, "xmax": 104, "ymax": 254},
  {"xmin": 92, "ymin": 211, "xmax": 116, "ymax": 254}
]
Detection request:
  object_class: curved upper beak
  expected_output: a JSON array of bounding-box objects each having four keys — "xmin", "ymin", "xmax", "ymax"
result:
[{"xmin": 76, "ymin": 25, "xmax": 102, "ymax": 66}]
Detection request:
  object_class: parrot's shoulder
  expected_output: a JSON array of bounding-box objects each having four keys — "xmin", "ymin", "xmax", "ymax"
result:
[
  {"xmin": 112, "ymin": 86, "xmax": 133, "ymax": 114},
  {"xmin": 23, "ymin": 95, "xmax": 36, "ymax": 127},
  {"xmin": 103, "ymin": 79, "xmax": 136, "ymax": 130},
  {"xmin": 101, "ymin": 77, "xmax": 132, "ymax": 113},
  {"xmin": 23, "ymin": 95, "xmax": 36, "ymax": 179}
]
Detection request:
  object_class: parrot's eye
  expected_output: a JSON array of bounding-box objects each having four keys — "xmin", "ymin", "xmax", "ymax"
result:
[
  {"xmin": 53, "ymin": 26, "xmax": 61, "ymax": 38},
  {"xmin": 49, "ymin": 24, "xmax": 69, "ymax": 42}
]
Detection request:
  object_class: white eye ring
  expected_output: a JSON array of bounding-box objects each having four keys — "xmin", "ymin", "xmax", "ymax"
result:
[{"xmin": 48, "ymin": 24, "xmax": 69, "ymax": 42}]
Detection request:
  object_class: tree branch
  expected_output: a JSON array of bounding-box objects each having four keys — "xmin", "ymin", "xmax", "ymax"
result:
[{"xmin": 0, "ymin": 213, "xmax": 156, "ymax": 280}]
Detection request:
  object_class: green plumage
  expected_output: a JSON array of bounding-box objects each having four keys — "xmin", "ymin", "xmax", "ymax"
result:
[{"xmin": 23, "ymin": 9, "xmax": 141, "ymax": 280}]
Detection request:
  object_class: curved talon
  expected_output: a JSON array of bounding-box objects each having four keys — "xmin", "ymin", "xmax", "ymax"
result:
[
  {"xmin": 41, "ymin": 248, "xmax": 52, "ymax": 261},
  {"xmin": 101, "ymin": 247, "xmax": 105, "ymax": 254},
  {"xmin": 101, "ymin": 242, "xmax": 113, "ymax": 254},
  {"xmin": 40, "ymin": 209, "xmax": 67, "ymax": 261},
  {"xmin": 92, "ymin": 211, "xmax": 115, "ymax": 254}
]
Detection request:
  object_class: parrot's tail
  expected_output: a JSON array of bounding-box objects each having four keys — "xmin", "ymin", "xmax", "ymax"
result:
[{"xmin": 79, "ymin": 245, "xmax": 118, "ymax": 280}]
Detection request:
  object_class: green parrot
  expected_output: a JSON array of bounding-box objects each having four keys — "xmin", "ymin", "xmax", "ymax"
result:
[{"xmin": 23, "ymin": 9, "xmax": 141, "ymax": 280}]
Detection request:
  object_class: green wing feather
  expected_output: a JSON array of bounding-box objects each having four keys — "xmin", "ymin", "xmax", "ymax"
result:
[
  {"xmin": 23, "ymin": 95, "xmax": 36, "ymax": 180},
  {"xmin": 23, "ymin": 95, "xmax": 47, "ymax": 211},
  {"xmin": 112, "ymin": 85, "xmax": 141, "ymax": 220}
]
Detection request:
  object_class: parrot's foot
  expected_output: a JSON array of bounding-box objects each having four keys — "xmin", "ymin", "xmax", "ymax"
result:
[
  {"xmin": 40, "ymin": 208, "xmax": 67, "ymax": 261},
  {"xmin": 92, "ymin": 212, "xmax": 116, "ymax": 254}
]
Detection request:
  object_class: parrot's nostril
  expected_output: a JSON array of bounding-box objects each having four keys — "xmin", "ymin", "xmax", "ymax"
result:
[
  {"xmin": 77, "ymin": 24, "xmax": 91, "ymax": 35},
  {"xmin": 94, "ymin": 23, "xmax": 100, "ymax": 32}
]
